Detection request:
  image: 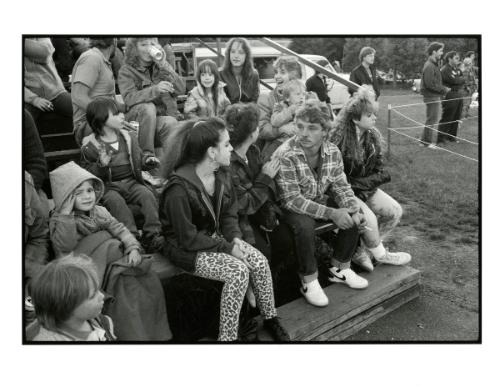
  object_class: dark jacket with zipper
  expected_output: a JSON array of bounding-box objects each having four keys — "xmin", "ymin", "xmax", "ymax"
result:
[
  {"xmin": 159, "ymin": 164, "xmax": 242, "ymax": 272},
  {"xmin": 335, "ymin": 129, "xmax": 391, "ymax": 201},
  {"xmin": 229, "ymin": 145, "xmax": 278, "ymax": 245},
  {"xmin": 349, "ymin": 63, "xmax": 380, "ymax": 98},
  {"xmin": 440, "ymin": 63, "xmax": 465, "ymax": 92},
  {"xmin": 220, "ymin": 68, "xmax": 260, "ymax": 104},
  {"xmin": 421, "ymin": 57, "xmax": 449, "ymax": 98}
]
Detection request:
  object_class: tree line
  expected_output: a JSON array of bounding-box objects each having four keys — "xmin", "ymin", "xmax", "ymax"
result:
[{"xmin": 289, "ymin": 37, "xmax": 478, "ymax": 80}]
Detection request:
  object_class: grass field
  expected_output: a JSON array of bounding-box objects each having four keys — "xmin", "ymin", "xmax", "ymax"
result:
[{"xmin": 373, "ymin": 89, "xmax": 479, "ymax": 314}]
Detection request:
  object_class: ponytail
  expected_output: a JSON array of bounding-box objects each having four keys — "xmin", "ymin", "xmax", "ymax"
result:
[{"xmin": 161, "ymin": 117, "xmax": 226, "ymax": 178}]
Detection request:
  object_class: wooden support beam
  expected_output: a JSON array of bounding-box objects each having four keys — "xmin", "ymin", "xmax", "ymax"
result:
[{"xmin": 260, "ymin": 37, "xmax": 360, "ymax": 92}]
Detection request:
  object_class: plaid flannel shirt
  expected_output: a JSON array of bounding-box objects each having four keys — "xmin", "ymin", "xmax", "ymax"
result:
[{"xmin": 275, "ymin": 137, "xmax": 357, "ymax": 220}]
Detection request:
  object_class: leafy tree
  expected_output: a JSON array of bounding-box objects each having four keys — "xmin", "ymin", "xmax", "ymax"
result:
[{"xmin": 289, "ymin": 37, "xmax": 346, "ymax": 64}]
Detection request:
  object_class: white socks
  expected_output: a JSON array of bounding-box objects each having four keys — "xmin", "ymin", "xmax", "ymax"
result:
[{"xmin": 368, "ymin": 243, "xmax": 386, "ymax": 260}]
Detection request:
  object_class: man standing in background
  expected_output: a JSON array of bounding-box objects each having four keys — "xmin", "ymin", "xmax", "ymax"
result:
[{"xmin": 420, "ymin": 42, "xmax": 450, "ymax": 149}]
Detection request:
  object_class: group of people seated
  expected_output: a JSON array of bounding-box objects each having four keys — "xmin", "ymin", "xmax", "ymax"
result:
[{"xmin": 24, "ymin": 37, "xmax": 411, "ymax": 342}]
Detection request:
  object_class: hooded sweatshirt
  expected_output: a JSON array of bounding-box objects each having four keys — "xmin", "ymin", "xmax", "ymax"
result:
[
  {"xmin": 159, "ymin": 164, "xmax": 241, "ymax": 272},
  {"xmin": 49, "ymin": 161, "xmax": 140, "ymax": 256}
]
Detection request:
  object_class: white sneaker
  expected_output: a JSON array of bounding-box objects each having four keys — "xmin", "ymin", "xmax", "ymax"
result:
[
  {"xmin": 328, "ymin": 267, "xmax": 369, "ymax": 289},
  {"xmin": 300, "ymin": 279, "xmax": 329, "ymax": 307},
  {"xmin": 375, "ymin": 251, "xmax": 411, "ymax": 266},
  {"xmin": 351, "ymin": 248, "xmax": 374, "ymax": 272},
  {"xmin": 427, "ymin": 143, "xmax": 438, "ymax": 149}
]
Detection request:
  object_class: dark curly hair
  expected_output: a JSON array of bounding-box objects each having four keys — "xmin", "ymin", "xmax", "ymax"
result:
[{"xmin": 224, "ymin": 103, "xmax": 260, "ymax": 148}]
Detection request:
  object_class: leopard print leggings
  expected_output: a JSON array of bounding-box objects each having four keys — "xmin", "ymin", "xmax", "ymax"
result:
[{"xmin": 194, "ymin": 241, "xmax": 277, "ymax": 341}]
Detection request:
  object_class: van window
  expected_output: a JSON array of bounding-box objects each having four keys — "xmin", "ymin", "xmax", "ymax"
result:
[{"xmin": 254, "ymin": 57, "xmax": 277, "ymax": 80}]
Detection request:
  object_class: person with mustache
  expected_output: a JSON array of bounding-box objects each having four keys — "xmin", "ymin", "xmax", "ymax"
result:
[{"xmin": 274, "ymin": 100, "xmax": 368, "ymax": 307}]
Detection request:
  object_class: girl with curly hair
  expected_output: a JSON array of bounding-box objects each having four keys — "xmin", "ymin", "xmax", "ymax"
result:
[{"xmin": 330, "ymin": 88, "xmax": 411, "ymax": 272}]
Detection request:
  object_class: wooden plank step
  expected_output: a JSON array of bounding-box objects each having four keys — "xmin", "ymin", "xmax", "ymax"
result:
[
  {"xmin": 44, "ymin": 149, "xmax": 80, "ymax": 159},
  {"xmin": 256, "ymin": 265, "xmax": 420, "ymax": 341}
]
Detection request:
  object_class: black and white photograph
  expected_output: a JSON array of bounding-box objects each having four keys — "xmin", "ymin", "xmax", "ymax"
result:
[{"xmin": 6, "ymin": 1, "xmax": 495, "ymax": 391}]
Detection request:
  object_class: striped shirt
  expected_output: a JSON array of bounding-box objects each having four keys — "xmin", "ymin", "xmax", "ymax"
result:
[{"xmin": 275, "ymin": 136, "xmax": 357, "ymax": 220}]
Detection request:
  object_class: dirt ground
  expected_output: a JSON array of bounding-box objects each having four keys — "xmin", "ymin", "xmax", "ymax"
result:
[
  {"xmin": 346, "ymin": 88, "xmax": 479, "ymax": 342},
  {"xmin": 347, "ymin": 221, "xmax": 479, "ymax": 341}
]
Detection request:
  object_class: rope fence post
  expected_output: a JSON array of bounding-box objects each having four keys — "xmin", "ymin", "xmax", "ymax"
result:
[{"xmin": 387, "ymin": 104, "xmax": 392, "ymax": 159}]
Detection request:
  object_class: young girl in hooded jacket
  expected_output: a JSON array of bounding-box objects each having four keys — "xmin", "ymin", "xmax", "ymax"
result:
[
  {"xmin": 159, "ymin": 118, "xmax": 289, "ymax": 342},
  {"xmin": 330, "ymin": 88, "xmax": 411, "ymax": 272},
  {"xmin": 48, "ymin": 161, "xmax": 170, "ymax": 341},
  {"xmin": 183, "ymin": 59, "xmax": 230, "ymax": 120}
]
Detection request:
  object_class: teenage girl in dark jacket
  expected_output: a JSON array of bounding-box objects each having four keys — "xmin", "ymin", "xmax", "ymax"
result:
[
  {"xmin": 159, "ymin": 118, "xmax": 288, "ymax": 342},
  {"xmin": 330, "ymin": 88, "xmax": 411, "ymax": 272},
  {"xmin": 220, "ymin": 37, "xmax": 260, "ymax": 104}
]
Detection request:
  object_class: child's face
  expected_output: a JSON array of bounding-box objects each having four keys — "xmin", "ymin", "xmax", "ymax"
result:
[
  {"xmin": 71, "ymin": 283, "xmax": 105, "ymax": 322},
  {"xmin": 353, "ymin": 111, "xmax": 377, "ymax": 131},
  {"xmin": 288, "ymin": 89, "xmax": 305, "ymax": 106},
  {"xmin": 200, "ymin": 69, "xmax": 215, "ymax": 89},
  {"xmin": 73, "ymin": 181, "xmax": 97, "ymax": 212},
  {"xmin": 229, "ymin": 42, "xmax": 246, "ymax": 68},
  {"xmin": 104, "ymin": 110, "xmax": 124, "ymax": 131}
]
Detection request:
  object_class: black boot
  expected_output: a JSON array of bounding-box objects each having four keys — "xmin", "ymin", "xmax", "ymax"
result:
[{"xmin": 263, "ymin": 317, "xmax": 290, "ymax": 342}]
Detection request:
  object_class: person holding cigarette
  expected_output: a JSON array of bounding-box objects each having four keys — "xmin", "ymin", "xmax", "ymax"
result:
[
  {"xmin": 275, "ymin": 100, "xmax": 369, "ymax": 307},
  {"xmin": 118, "ymin": 37, "xmax": 186, "ymax": 163},
  {"xmin": 330, "ymin": 88, "xmax": 411, "ymax": 273}
]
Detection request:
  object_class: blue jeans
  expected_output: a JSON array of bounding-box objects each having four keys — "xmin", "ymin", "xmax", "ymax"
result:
[
  {"xmin": 281, "ymin": 210, "xmax": 359, "ymax": 283},
  {"xmin": 100, "ymin": 178, "xmax": 161, "ymax": 238},
  {"xmin": 421, "ymin": 96, "xmax": 441, "ymax": 144}
]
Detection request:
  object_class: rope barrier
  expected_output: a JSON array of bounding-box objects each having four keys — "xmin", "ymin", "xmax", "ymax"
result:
[
  {"xmin": 390, "ymin": 115, "xmax": 479, "ymax": 130},
  {"xmin": 380, "ymin": 94, "xmax": 419, "ymax": 99},
  {"xmin": 390, "ymin": 95, "xmax": 475, "ymax": 109},
  {"xmin": 387, "ymin": 127, "xmax": 478, "ymax": 163},
  {"xmin": 391, "ymin": 108, "xmax": 479, "ymax": 145}
]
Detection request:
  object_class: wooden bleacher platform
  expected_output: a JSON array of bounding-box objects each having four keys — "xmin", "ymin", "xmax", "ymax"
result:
[
  {"xmin": 151, "ymin": 252, "xmax": 420, "ymax": 342},
  {"xmin": 256, "ymin": 265, "xmax": 420, "ymax": 342}
]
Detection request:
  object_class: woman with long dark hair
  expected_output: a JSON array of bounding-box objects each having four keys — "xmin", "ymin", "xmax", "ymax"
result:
[
  {"xmin": 220, "ymin": 37, "xmax": 260, "ymax": 104},
  {"xmin": 159, "ymin": 118, "xmax": 289, "ymax": 342}
]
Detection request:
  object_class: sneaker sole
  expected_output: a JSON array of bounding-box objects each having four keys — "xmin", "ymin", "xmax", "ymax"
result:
[
  {"xmin": 300, "ymin": 288, "xmax": 329, "ymax": 307},
  {"xmin": 352, "ymin": 260, "xmax": 374, "ymax": 272},
  {"xmin": 328, "ymin": 276, "xmax": 369, "ymax": 289}
]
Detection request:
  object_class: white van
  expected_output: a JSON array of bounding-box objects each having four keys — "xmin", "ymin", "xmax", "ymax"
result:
[{"xmin": 172, "ymin": 42, "xmax": 350, "ymax": 110}]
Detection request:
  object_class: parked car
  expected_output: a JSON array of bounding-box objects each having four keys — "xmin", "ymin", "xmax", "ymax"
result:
[
  {"xmin": 171, "ymin": 41, "xmax": 351, "ymax": 110},
  {"xmin": 412, "ymin": 78, "xmax": 421, "ymax": 92},
  {"xmin": 379, "ymin": 69, "xmax": 407, "ymax": 84}
]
